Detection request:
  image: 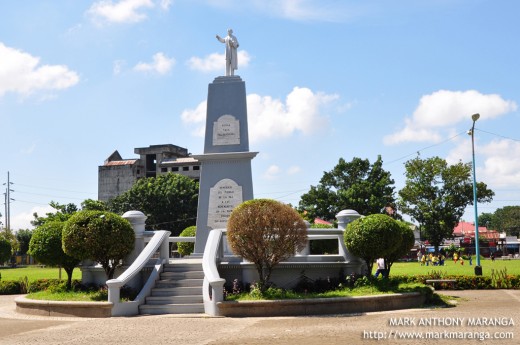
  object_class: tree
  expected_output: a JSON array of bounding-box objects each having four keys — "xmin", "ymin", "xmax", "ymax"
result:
[
  {"xmin": 28, "ymin": 222, "xmax": 80, "ymax": 289},
  {"xmin": 227, "ymin": 199, "xmax": 307, "ymax": 292},
  {"xmin": 493, "ymin": 206, "xmax": 520, "ymax": 237},
  {"xmin": 298, "ymin": 156, "xmax": 396, "ymax": 221},
  {"xmin": 15, "ymin": 229, "xmax": 32, "ymax": 262},
  {"xmin": 81, "ymin": 199, "xmax": 109, "ymax": 211},
  {"xmin": 177, "ymin": 225, "xmax": 196, "ymax": 257},
  {"xmin": 0, "ymin": 229, "xmax": 18, "ymax": 256},
  {"xmin": 344, "ymin": 214, "xmax": 401, "ymax": 275},
  {"xmin": 383, "ymin": 221, "xmax": 415, "ymax": 276},
  {"xmin": 62, "ymin": 210, "xmax": 134, "ymax": 280},
  {"xmin": 0, "ymin": 237, "xmax": 11, "ymax": 265},
  {"xmin": 108, "ymin": 173, "xmax": 198, "ymax": 236},
  {"xmin": 478, "ymin": 212, "xmax": 495, "ymax": 230},
  {"xmin": 398, "ymin": 156, "xmax": 494, "ymax": 253},
  {"xmin": 31, "ymin": 201, "xmax": 79, "ymax": 227}
]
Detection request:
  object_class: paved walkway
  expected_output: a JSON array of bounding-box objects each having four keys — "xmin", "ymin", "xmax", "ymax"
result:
[{"xmin": 1, "ymin": 290, "xmax": 519, "ymax": 345}]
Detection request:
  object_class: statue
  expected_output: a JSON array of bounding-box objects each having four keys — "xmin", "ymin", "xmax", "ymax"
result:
[{"xmin": 216, "ymin": 29, "xmax": 239, "ymax": 76}]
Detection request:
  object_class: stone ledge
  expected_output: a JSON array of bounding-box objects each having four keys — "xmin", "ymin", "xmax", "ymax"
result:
[
  {"xmin": 15, "ymin": 296, "xmax": 112, "ymax": 318},
  {"xmin": 217, "ymin": 292, "xmax": 426, "ymax": 317}
]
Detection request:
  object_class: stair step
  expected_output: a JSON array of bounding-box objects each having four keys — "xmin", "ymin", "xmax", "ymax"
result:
[
  {"xmin": 146, "ymin": 295, "xmax": 203, "ymax": 304},
  {"xmin": 139, "ymin": 303, "xmax": 205, "ymax": 315},
  {"xmin": 155, "ymin": 278, "xmax": 203, "ymax": 288},
  {"xmin": 161, "ymin": 271, "xmax": 204, "ymax": 279},
  {"xmin": 162, "ymin": 267, "xmax": 202, "ymax": 273},
  {"xmin": 151, "ymin": 286, "xmax": 202, "ymax": 296}
]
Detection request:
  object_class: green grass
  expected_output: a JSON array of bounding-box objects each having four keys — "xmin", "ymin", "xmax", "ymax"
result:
[
  {"xmin": 27, "ymin": 289, "xmax": 107, "ymax": 302},
  {"xmin": 384, "ymin": 258, "xmax": 520, "ymax": 277},
  {"xmin": 226, "ymin": 282, "xmax": 429, "ymax": 301},
  {"xmin": 0, "ymin": 266, "xmax": 81, "ymax": 282}
]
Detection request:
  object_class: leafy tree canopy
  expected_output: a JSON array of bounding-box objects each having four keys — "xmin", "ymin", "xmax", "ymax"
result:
[
  {"xmin": 298, "ymin": 156, "xmax": 396, "ymax": 221},
  {"xmin": 32, "ymin": 200, "xmax": 108, "ymax": 227},
  {"xmin": 62, "ymin": 210, "xmax": 134, "ymax": 279},
  {"xmin": 15, "ymin": 229, "xmax": 32, "ymax": 256},
  {"xmin": 28, "ymin": 221, "xmax": 80, "ymax": 289},
  {"xmin": 488, "ymin": 206, "xmax": 520, "ymax": 237},
  {"xmin": 0, "ymin": 237, "xmax": 12, "ymax": 264},
  {"xmin": 344, "ymin": 214, "xmax": 401, "ymax": 275},
  {"xmin": 227, "ymin": 199, "xmax": 307, "ymax": 291},
  {"xmin": 398, "ymin": 156, "xmax": 494, "ymax": 252},
  {"xmin": 383, "ymin": 221, "xmax": 415, "ymax": 276},
  {"xmin": 108, "ymin": 173, "xmax": 198, "ymax": 236},
  {"xmin": 31, "ymin": 201, "xmax": 78, "ymax": 227}
]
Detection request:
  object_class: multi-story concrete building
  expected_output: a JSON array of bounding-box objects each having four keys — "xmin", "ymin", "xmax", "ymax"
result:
[{"xmin": 98, "ymin": 144, "xmax": 200, "ymax": 202}]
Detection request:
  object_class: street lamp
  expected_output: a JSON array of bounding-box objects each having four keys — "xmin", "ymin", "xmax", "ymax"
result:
[{"xmin": 468, "ymin": 113, "xmax": 482, "ymax": 275}]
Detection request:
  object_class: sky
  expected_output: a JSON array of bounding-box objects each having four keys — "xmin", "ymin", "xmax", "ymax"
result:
[{"xmin": 1, "ymin": 0, "xmax": 519, "ymax": 231}]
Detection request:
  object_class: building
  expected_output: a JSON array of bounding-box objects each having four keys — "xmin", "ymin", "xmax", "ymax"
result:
[{"xmin": 98, "ymin": 144, "xmax": 200, "ymax": 202}]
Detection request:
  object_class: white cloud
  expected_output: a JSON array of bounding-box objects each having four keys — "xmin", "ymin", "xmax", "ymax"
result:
[
  {"xmin": 181, "ymin": 100, "xmax": 207, "ymax": 137},
  {"xmin": 384, "ymin": 90, "xmax": 517, "ymax": 145},
  {"xmin": 133, "ymin": 52, "xmax": 175, "ymax": 74},
  {"xmin": 263, "ymin": 165, "xmax": 281, "ymax": 180},
  {"xmin": 187, "ymin": 51, "xmax": 251, "ymax": 73},
  {"xmin": 479, "ymin": 139, "xmax": 520, "ymax": 188},
  {"xmin": 287, "ymin": 166, "xmax": 301, "ymax": 175},
  {"xmin": 88, "ymin": 0, "xmax": 171, "ymax": 24},
  {"xmin": 10, "ymin": 205, "xmax": 54, "ymax": 230},
  {"xmin": 159, "ymin": 0, "xmax": 172, "ymax": 10},
  {"xmin": 181, "ymin": 87, "xmax": 339, "ymax": 143},
  {"xmin": 0, "ymin": 43, "xmax": 79, "ymax": 97}
]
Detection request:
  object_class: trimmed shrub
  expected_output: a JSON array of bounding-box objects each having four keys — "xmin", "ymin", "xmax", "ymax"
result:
[
  {"xmin": 227, "ymin": 199, "xmax": 307, "ymax": 292},
  {"xmin": 177, "ymin": 225, "xmax": 196, "ymax": 257},
  {"xmin": 28, "ymin": 221, "xmax": 80, "ymax": 289},
  {"xmin": 63, "ymin": 210, "xmax": 134, "ymax": 280}
]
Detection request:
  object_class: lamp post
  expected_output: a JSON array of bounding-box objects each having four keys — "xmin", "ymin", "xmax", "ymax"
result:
[{"xmin": 469, "ymin": 113, "xmax": 482, "ymax": 275}]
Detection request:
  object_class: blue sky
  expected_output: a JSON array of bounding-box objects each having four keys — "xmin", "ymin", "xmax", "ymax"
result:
[{"xmin": 1, "ymin": 0, "xmax": 519, "ymax": 230}]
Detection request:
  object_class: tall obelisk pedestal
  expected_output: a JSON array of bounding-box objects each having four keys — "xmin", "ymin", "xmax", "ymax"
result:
[{"xmin": 193, "ymin": 76, "xmax": 257, "ymax": 255}]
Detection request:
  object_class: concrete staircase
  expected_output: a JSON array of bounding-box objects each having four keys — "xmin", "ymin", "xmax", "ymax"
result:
[{"xmin": 139, "ymin": 260, "xmax": 205, "ymax": 315}]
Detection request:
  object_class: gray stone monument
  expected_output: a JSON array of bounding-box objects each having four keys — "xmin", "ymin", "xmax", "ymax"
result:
[{"xmin": 193, "ymin": 74, "xmax": 257, "ymax": 255}]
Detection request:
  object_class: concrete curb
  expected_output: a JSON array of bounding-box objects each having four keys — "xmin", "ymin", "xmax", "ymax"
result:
[
  {"xmin": 217, "ymin": 292, "xmax": 426, "ymax": 317},
  {"xmin": 15, "ymin": 296, "xmax": 112, "ymax": 318}
]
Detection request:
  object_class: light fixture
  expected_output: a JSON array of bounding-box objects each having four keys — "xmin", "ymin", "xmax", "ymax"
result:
[{"xmin": 469, "ymin": 113, "xmax": 482, "ymax": 275}]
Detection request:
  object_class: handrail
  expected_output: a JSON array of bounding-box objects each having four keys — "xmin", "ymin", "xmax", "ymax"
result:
[
  {"xmin": 107, "ymin": 230, "xmax": 170, "ymax": 313},
  {"xmin": 202, "ymin": 228, "xmax": 226, "ymax": 316}
]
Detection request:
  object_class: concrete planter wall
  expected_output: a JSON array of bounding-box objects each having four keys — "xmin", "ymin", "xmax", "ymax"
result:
[
  {"xmin": 217, "ymin": 292, "xmax": 426, "ymax": 317},
  {"xmin": 15, "ymin": 296, "xmax": 112, "ymax": 318}
]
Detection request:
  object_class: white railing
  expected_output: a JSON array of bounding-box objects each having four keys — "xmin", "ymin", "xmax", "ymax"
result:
[
  {"xmin": 106, "ymin": 230, "xmax": 170, "ymax": 316},
  {"xmin": 202, "ymin": 228, "xmax": 226, "ymax": 316},
  {"xmin": 201, "ymin": 227, "xmax": 357, "ymax": 316}
]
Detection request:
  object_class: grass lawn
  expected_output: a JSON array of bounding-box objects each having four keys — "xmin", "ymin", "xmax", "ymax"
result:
[
  {"xmin": 385, "ymin": 259, "xmax": 520, "ymax": 277},
  {"xmin": 0, "ymin": 266, "xmax": 81, "ymax": 282}
]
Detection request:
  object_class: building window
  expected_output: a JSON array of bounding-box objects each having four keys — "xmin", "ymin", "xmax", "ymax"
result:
[
  {"xmin": 193, "ymin": 166, "xmax": 200, "ymax": 171},
  {"xmin": 161, "ymin": 167, "xmax": 167, "ymax": 173},
  {"xmin": 182, "ymin": 166, "xmax": 189, "ymax": 171},
  {"xmin": 172, "ymin": 167, "xmax": 179, "ymax": 172}
]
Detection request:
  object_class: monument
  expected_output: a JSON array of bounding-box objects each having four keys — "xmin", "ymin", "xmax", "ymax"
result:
[{"xmin": 193, "ymin": 30, "xmax": 257, "ymax": 254}]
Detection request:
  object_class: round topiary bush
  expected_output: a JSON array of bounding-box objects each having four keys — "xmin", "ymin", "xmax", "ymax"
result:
[
  {"xmin": 28, "ymin": 221, "xmax": 80, "ymax": 289},
  {"xmin": 62, "ymin": 210, "xmax": 135, "ymax": 280},
  {"xmin": 344, "ymin": 214, "xmax": 401, "ymax": 275},
  {"xmin": 177, "ymin": 225, "xmax": 196, "ymax": 257},
  {"xmin": 227, "ymin": 199, "xmax": 307, "ymax": 291}
]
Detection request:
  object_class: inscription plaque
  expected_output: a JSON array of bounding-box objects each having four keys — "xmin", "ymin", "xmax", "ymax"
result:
[
  {"xmin": 207, "ymin": 178, "xmax": 243, "ymax": 229},
  {"xmin": 213, "ymin": 114, "xmax": 240, "ymax": 145}
]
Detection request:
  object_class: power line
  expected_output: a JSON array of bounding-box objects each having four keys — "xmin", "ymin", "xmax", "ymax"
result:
[
  {"xmin": 476, "ymin": 128, "xmax": 520, "ymax": 142},
  {"xmin": 384, "ymin": 132, "xmax": 465, "ymax": 166},
  {"xmin": 14, "ymin": 183, "xmax": 95, "ymax": 196}
]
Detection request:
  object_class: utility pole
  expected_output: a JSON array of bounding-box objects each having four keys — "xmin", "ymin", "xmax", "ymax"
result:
[{"xmin": 2, "ymin": 172, "xmax": 14, "ymax": 231}]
